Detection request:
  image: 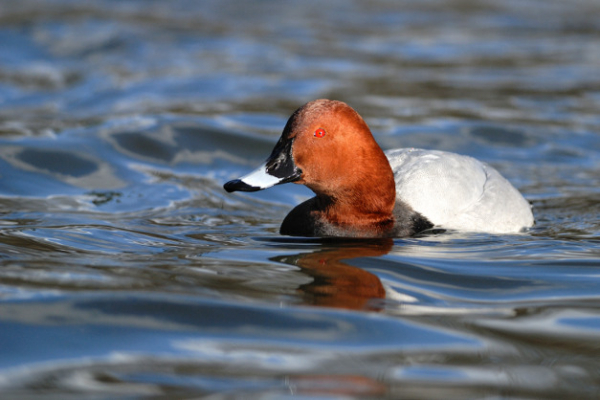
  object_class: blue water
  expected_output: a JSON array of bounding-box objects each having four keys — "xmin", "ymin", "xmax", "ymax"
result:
[{"xmin": 1, "ymin": 0, "xmax": 600, "ymax": 398}]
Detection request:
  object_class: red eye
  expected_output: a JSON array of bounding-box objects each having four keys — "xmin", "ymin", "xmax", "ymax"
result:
[{"xmin": 314, "ymin": 128, "xmax": 326, "ymax": 138}]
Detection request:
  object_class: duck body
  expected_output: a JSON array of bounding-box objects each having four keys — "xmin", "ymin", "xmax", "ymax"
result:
[
  {"xmin": 385, "ymin": 148, "xmax": 534, "ymax": 234},
  {"xmin": 224, "ymin": 99, "xmax": 534, "ymax": 238}
]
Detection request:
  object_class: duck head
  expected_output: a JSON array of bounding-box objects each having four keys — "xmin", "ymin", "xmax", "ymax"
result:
[{"xmin": 224, "ymin": 99, "xmax": 395, "ymax": 205}]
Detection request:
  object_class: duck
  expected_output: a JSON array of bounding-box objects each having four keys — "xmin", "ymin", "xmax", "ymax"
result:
[{"xmin": 223, "ymin": 99, "xmax": 534, "ymax": 238}]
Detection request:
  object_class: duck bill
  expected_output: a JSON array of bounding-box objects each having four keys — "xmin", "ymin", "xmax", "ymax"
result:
[
  {"xmin": 224, "ymin": 137, "xmax": 302, "ymax": 193},
  {"xmin": 224, "ymin": 162, "xmax": 285, "ymax": 192}
]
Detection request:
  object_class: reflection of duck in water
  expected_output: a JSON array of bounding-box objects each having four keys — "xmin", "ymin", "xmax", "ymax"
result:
[{"xmin": 273, "ymin": 239, "xmax": 392, "ymax": 310}]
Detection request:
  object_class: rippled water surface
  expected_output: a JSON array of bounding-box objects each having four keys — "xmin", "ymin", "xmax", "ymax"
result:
[{"xmin": 1, "ymin": 0, "xmax": 600, "ymax": 398}]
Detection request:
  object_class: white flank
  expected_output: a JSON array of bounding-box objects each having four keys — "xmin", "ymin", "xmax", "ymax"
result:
[{"xmin": 385, "ymin": 148, "xmax": 534, "ymax": 233}]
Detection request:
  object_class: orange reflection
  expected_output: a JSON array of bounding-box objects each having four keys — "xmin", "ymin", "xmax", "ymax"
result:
[
  {"xmin": 285, "ymin": 374, "xmax": 387, "ymax": 397},
  {"xmin": 284, "ymin": 239, "xmax": 392, "ymax": 310}
]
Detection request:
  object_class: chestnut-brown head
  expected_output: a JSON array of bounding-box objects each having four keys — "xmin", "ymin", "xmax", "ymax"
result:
[{"xmin": 224, "ymin": 99, "xmax": 396, "ymax": 216}]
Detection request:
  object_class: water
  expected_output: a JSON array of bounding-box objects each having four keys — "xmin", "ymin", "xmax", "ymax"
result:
[{"xmin": 1, "ymin": 0, "xmax": 600, "ymax": 398}]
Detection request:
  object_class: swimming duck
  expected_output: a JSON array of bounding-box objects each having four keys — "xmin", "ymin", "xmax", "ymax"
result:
[{"xmin": 224, "ymin": 99, "xmax": 534, "ymax": 238}]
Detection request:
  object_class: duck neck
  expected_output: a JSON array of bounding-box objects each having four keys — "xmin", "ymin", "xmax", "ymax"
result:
[{"xmin": 314, "ymin": 174, "xmax": 397, "ymax": 235}]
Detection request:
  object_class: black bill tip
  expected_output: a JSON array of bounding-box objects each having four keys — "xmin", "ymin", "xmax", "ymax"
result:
[{"xmin": 223, "ymin": 179, "xmax": 261, "ymax": 193}]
